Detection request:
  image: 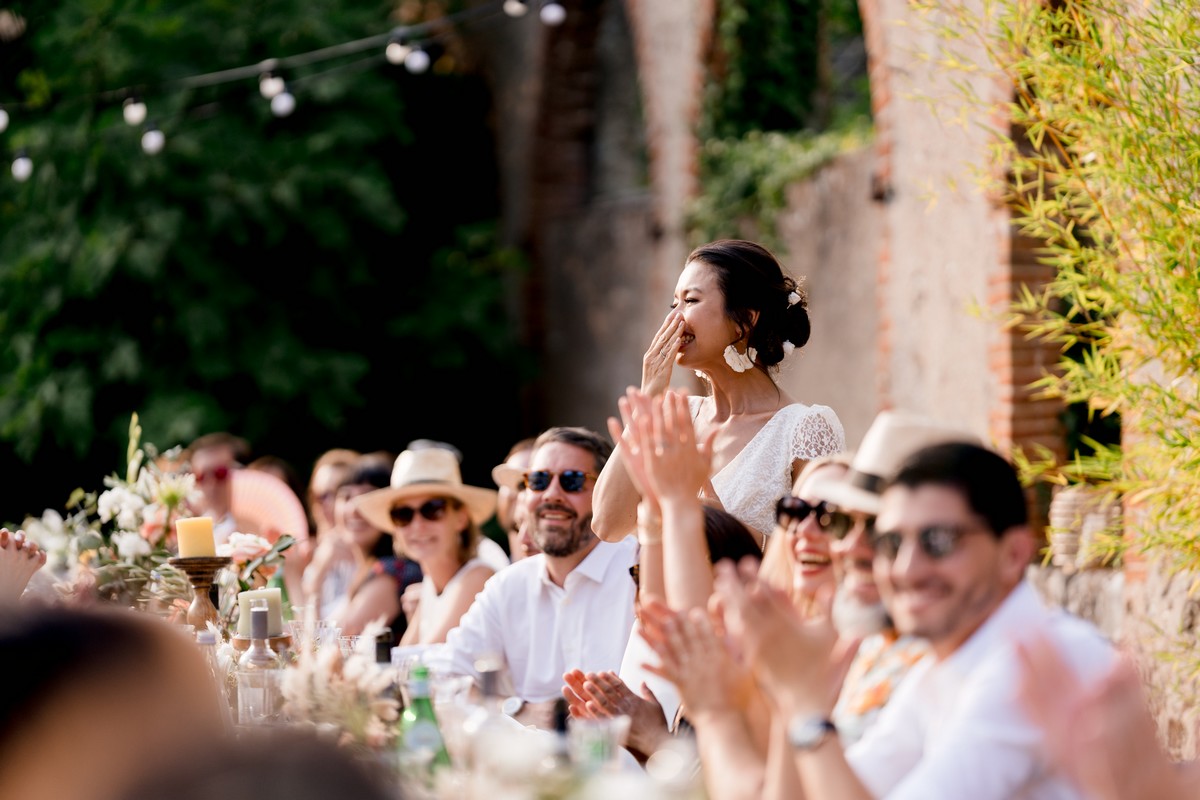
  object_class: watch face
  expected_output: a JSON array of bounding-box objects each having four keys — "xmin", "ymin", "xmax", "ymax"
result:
[
  {"xmin": 501, "ymin": 696, "xmax": 524, "ymax": 717},
  {"xmin": 789, "ymin": 716, "xmax": 836, "ymax": 750}
]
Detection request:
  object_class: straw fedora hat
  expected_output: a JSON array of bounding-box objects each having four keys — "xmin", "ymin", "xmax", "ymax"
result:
[
  {"xmin": 491, "ymin": 463, "xmax": 525, "ymax": 491},
  {"xmin": 355, "ymin": 447, "xmax": 498, "ymax": 534},
  {"xmin": 806, "ymin": 410, "xmax": 980, "ymax": 515}
]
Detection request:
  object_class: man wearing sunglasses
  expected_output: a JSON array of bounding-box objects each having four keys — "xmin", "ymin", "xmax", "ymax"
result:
[
  {"xmin": 716, "ymin": 438, "xmax": 1117, "ymax": 800},
  {"xmin": 428, "ymin": 427, "xmax": 639, "ymax": 731},
  {"xmin": 184, "ymin": 431, "xmax": 250, "ymax": 546}
]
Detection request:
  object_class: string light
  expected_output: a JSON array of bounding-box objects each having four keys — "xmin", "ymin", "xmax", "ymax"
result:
[
  {"xmin": 270, "ymin": 85, "xmax": 296, "ymax": 117},
  {"xmin": 385, "ymin": 33, "xmax": 411, "ymax": 65},
  {"xmin": 404, "ymin": 46, "xmax": 431, "ymax": 74},
  {"xmin": 122, "ymin": 97, "xmax": 148, "ymax": 126},
  {"xmin": 259, "ymin": 72, "xmax": 286, "ymax": 99},
  {"xmin": 141, "ymin": 124, "xmax": 165, "ymax": 155},
  {"xmin": 540, "ymin": 1, "xmax": 566, "ymax": 26},
  {"xmin": 11, "ymin": 149, "xmax": 32, "ymax": 182},
  {"xmin": 0, "ymin": 0, "xmax": 531, "ymax": 178},
  {"xmin": 503, "ymin": 0, "xmax": 529, "ymax": 17}
]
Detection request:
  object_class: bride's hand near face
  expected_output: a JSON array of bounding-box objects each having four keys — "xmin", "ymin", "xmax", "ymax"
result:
[{"xmin": 641, "ymin": 310, "xmax": 684, "ymax": 397}]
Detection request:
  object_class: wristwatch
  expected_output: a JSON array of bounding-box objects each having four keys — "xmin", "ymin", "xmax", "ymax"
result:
[
  {"xmin": 787, "ymin": 715, "xmax": 838, "ymax": 751},
  {"xmin": 501, "ymin": 696, "xmax": 525, "ymax": 717}
]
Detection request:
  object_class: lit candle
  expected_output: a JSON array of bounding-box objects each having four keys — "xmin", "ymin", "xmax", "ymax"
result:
[
  {"xmin": 176, "ymin": 516, "xmax": 216, "ymax": 558},
  {"xmin": 237, "ymin": 588, "xmax": 284, "ymax": 638}
]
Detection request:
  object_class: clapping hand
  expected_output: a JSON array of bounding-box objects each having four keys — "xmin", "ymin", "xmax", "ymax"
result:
[
  {"xmin": 562, "ymin": 669, "xmax": 670, "ymax": 759},
  {"xmin": 639, "ymin": 597, "xmax": 754, "ymax": 722},
  {"xmin": 711, "ymin": 558, "xmax": 842, "ymax": 716}
]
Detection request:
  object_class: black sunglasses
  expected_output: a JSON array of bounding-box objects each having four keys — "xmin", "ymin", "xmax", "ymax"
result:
[
  {"xmin": 389, "ymin": 498, "xmax": 455, "ymax": 528},
  {"xmin": 525, "ymin": 470, "xmax": 596, "ymax": 493},
  {"xmin": 871, "ymin": 524, "xmax": 980, "ymax": 561},
  {"xmin": 629, "ymin": 564, "xmax": 640, "ymax": 585},
  {"xmin": 775, "ymin": 496, "xmax": 868, "ymax": 540}
]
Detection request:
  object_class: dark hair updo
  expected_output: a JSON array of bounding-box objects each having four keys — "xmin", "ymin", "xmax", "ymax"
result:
[{"xmin": 687, "ymin": 239, "xmax": 811, "ymax": 369}]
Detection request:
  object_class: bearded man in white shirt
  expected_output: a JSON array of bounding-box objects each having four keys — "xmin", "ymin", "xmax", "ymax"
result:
[
  {"xmin": 712, "ymin": 440, "xmax": 1117, "ymax": 800},
  {"xmin": 426, "ymin": 426, "xmax": 638, "ymax": 729}
]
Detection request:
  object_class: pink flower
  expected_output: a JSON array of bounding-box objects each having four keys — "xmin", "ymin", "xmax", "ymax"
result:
[{"xmin": 217, "ymin": 532, "xmax": 272, "ymax": 565}]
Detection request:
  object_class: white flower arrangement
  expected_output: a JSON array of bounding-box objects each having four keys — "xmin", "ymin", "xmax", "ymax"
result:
[
  {"xmin": 21, "ymin": 412, "xmax": 198, "ymax": 609},
  {"xmin": 280, "ymin": 616, "xmax": 400, "ymax": 750}
]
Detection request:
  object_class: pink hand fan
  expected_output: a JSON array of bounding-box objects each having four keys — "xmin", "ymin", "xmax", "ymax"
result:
[{"xmin": 230, "ymin": 468, "xmax": 310, "ymax": 543}]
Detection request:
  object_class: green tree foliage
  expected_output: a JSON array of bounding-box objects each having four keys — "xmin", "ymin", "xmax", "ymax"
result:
[
  {"xmin": 703, "ymin": 0, "xmax": 823, "ymax": 139},
  {"xmin": 0, "ymin": 1, "xmax": 532, "ymax": 524},
  {"xmin": 690, "ymin": 0, "xmax": 870, "ymax": 248}
]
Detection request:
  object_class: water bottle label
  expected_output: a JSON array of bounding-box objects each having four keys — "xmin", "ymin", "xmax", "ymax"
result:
[{"xmin": 404, "ymin": 720, "xmax": 444, "ymax": 753}]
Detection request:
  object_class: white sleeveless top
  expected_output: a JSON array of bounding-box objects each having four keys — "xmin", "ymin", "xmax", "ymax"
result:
[
  {"xmin": 418, "ymin": 557, "xmax": 492, "ymax": 636},
  {"xmin": 689, "ymin": 395, "xmax": 846, "ymax": 539}
]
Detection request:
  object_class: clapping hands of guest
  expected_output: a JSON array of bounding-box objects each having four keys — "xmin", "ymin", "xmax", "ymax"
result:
[
  {"xmin": 711, "ymin": 557, "xmax": 849, "ymax": 717},
  {"xmin": 0, "ymin": 527, "xmax": 46, "ymax": 606},
  {"xmin": 562, "ymin": 668, "xmax": 670, "ymax": 761}
]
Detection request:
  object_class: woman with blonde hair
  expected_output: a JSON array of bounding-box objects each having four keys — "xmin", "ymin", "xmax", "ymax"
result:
[
  {"xmin": 756, "ymin": 451, "xmax": 854, "ymax": 614},
  {"xmin": 300, "ymin": 447, "xmax": 362, "ymax": 618},
  {"xmin": 356, "ymin": 445, "xmax": 498, "ymax": 646}
]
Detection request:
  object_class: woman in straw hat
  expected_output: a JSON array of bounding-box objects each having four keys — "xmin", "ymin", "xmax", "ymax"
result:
[{"xmin": 355, "ymin": 445, "xmax": 498, "ymax": 646}]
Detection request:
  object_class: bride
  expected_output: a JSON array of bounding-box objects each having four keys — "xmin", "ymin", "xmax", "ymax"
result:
[{"xmin": 592, "ymin": 239, "xmax": 845, "ymax": 546}]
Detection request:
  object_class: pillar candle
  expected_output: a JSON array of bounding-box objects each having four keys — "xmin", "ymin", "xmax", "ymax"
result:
[
  {"xmin": 176, "ymin": 516, "xmax": 216, "ymax": 558},
  {"xmin": 237, "ymin": 588, "xmax": 284, "ymax": 638}
]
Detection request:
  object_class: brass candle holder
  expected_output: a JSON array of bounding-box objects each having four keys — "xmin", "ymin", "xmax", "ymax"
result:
[{"xmin": 167, "ymin": 556, "xmax": 233, "ymax": 632}]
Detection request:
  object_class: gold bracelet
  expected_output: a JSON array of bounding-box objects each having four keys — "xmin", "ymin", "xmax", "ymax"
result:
[
  {"xmin": 638, "ymin": 528, "xmax": 663, "ymax": 547},
  {"xmin": 637, "ymin": 507, "xmax": 662, "ymax": 546}
]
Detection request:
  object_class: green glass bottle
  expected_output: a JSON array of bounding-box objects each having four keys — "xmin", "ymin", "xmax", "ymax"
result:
[
  {"xmin": 397, "ymin": 663, "xmax": 452, "ymax": 780},
  {"xmin": 266, "ymin": 567, "xmax": 292, "ymax": 622}
]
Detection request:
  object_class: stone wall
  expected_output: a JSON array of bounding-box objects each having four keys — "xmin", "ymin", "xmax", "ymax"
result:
[{"xmin": 774, "ymin": 149, "xmax": 883, "ymax": 447}]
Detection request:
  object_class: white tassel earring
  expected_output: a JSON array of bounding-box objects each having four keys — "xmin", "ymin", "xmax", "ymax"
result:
[{"xmin": 724, "ymin": 344, "xmax": 757, "ymax": 373}]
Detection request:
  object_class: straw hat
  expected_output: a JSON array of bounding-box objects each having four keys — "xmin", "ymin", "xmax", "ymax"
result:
[
  {"xmin": 355, "ymin": 447, "xmax": 498, "ymax": 534},
  {"xmin": 491, "ymin": 463, "xmax": 525, "ymax": 491},
  {"xmin": 806, "ymin": 410, "xmax": 979, "ymax": 515}
]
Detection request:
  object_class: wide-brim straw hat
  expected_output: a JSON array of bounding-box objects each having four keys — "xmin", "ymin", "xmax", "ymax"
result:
[
  {"xmin": 355, "ymin": 447, "xmax": 498, "ymax": 534},
  {"xmin": 806, "ymin": 410, "xmax": 980, "ymax": 516},
  {"xmin": 491, "ymin": 463, "xmax": 525, "ymax": 491}
]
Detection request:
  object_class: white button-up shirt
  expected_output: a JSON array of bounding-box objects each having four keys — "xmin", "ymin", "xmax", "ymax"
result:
[
  {"xmin": 428, "ymin": 536, "xmax": 639, "ymax": 703},
  {"xmin": 846, "ymin": 580, "xmax": 1116, "ymax": 799}
]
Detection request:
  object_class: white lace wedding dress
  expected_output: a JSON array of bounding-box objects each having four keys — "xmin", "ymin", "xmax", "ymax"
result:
[{"xmin": 688, "ymin": 395, "xmax": 846, "ymax": 540}]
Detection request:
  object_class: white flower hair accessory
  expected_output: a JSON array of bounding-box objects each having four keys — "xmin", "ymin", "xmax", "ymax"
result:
[
  {"xmin": 788, "ymin": 291, "xmax": 802, "ymax": 306},
  {"xmin": 782, "ymin": 340, "xmax": 796, "ymax": 355}
]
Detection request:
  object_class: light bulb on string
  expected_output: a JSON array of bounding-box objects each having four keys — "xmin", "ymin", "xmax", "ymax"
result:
[
  {"xmin": 540, "ymin": 1, "xmax": 566, "ymax": 25},
  {"xmin": 385, "ymin": 40, "xmax": 412, "ymax": 64},
  {"xmin": 404, "ymin": 46, "xmax": 430, "ymax": 74},
  {"xmin": 385, "ymin": 31, "xmax": 411, "ymax": 65},
  {"xmin": 503, "ymin": 0, "xmax": 529, "ymax": 17},
  {"xmin": 0, "ymin": 106, "xmax": 8, "ymax": 133},
  {"xmin": 141, "ymin": 124, "xmax": 165, "ymax": 155},
  {"xmin": 11, "ymin": 149, "xmax": 32, "ymax": 182},
  {"xmin": 259, "ymin": 72, "xmax": 285, "ymax": 99},
  {"xmin": 123, "ymin": 97, "xmax": 147, "ymax": 126},
  {"xmin": 270, "ymin": 86, "xmax": 296, "ymax": 117}
]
